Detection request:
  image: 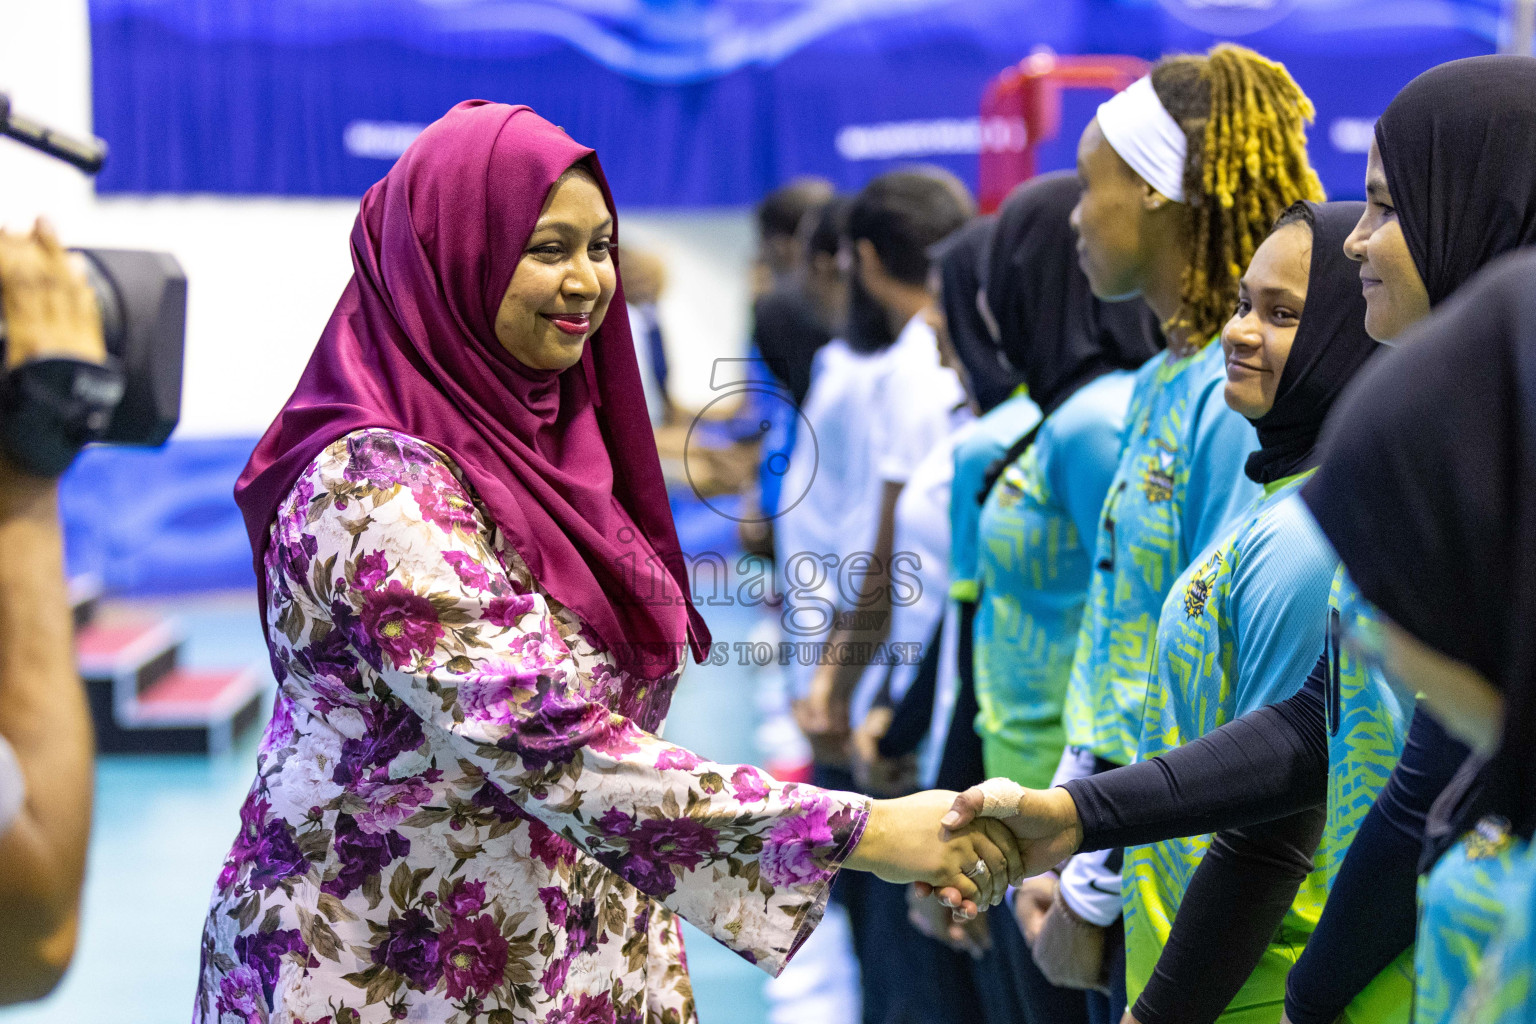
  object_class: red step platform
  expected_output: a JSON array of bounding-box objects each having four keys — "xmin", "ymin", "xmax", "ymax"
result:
[{"xmin": 75, "ymin": 613, "xmax": 266, "ymax": 755}]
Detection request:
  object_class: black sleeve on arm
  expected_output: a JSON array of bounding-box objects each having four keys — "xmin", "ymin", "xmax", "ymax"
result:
[
  {"xmin": 1284, "ymin": 705, "xmax": 1470, "ymax": 1024},
  {"xmin": 876, "ymin": 618, "xmax": 941, "ymax": 758},
  {"xmin": 1133, "ymin": 804, "xmax": 1327, "ymax": 1024},
  {"xmin": 1062, "ymin": 653, "xmax": 1329, "ymax": 852}
]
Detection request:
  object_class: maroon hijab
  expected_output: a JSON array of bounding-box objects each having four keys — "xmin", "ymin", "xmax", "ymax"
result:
[{"xmin": 235, "ymin": 101, "xmax": 709, "ymax": 680}]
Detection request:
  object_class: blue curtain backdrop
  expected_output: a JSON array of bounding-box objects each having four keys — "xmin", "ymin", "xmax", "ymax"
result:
[{"xmin": 90, "ymin": 0, "xmax": 1499, "ymax": 206}]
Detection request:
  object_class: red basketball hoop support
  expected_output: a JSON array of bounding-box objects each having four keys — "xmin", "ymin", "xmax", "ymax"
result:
[{"xmin": 978, "ymin": 51, "xmax": 1150, "ymax": 213}]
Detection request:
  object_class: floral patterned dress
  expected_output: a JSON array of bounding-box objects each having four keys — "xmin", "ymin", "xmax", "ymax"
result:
[{"xmin": 194, "ymin": 429, "xmax": 869, "ymax": 1024}]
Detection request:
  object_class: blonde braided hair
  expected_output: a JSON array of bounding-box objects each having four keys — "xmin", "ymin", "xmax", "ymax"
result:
[{"xmin": 1152, "ymin": 44, "xmax": 1326, "ymax": 344}]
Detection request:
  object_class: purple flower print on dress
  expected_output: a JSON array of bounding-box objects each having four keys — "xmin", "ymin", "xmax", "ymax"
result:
[
  {"xmin": 359, "ymin": 580, "xmax": 444, "ymax": 670},
  {"xmin": 259, "ymin": 696, "xmax": 297, "ymax": 757},
  {"xmin": 537, "ymin": 886, "xmax": 569, "ymax": 930},
  {"xmin": 442, "ymin": 878, "xmax": 486, "ymax": 917},
  {"xmin": 436, "ymin": 913, "xmax": 509, "ymax": 1000},
  {"xmin": 494, "ymin": 685, "xmax": 608, "ymax": 771},
  {"xmin": 484, "ymin": 593, "xmax": 537, "ymax": 628},
  {"xmin": 233, "ymin": 928, "xmax": 309, "ymax": 1003},
  {"xmin": 323, "ymin": 814, "xmax": 411, "ymax": 898},
  {"xmin": 332, "ymin": 700, "xmax": 424, "ymax": 786},
  {"xmin": 562, "ymin": 898, "xmax": 597, "ymax": 956},
  {"xmin": 412, "ymin": 477, "xmax": 479, "ymax": 534},
  {"xmin": 539, "ymin": 953, "xmax": 571, "ymax": 1000},
  {"xmin": 570, "ymin": 992, "xmax": 619, "ymax": 1024},
  {"xmin": 220, "ymin": 794, "xmax": 309, "ymax": 890},
  {"xmin": 586, "ymin": 718, "xmax": 644, "ymax": 760},
  {"xmin": 653, "ymin": 748, "xmax": 702, "ymax": 772},
  {"xmin": 352, "ymin": 550, "xmax": 388, "ymax": 591},
  {"xmin": 526, "ymin": 819, "xmax": 580, "ymax": 870},
  {"xmin": 544, "ymin": 992, "xmax": 619, "ymax": 1024},
  {"xmin": 370, "ymin": 908, "xmax": 442, "ymax": 991},
  {"xmin": 759, "ymin": 798, "xmax": 836, "ymax": 889},
  {"xmin": 215, "ymin": 963, "xmax": 266, "ymax": 1024},
  {"xmin": 343, "ymin": 433, "xmax": 413, "ymax": 488},
  {"xmin": 284, "ymin": 475, "xmax": 316, "ymax": 530},
  {"xmin": 619, "ymin": 817, "xmax": 719, "ymax": 897},
  {"xmin": 284, "ymin": 532, "xmax": 319, "ymax": 581},
  {"xmin": 441, "ymin": 550, "xmax": 495, "ymax": 593},
  {"xmin": 353, "ymin": 770, "xmax": 437, "ymax": 835},
  {"xmin": 730, "ymin": 766, "xmax": 770, "ymax": 804},
  {"xmin": 458, "ymin": 663, "xmax": 538, "ymax": 728},
  {"xmin": 596, "ymin": 807, "xmax": 635, "ymax": 837}
]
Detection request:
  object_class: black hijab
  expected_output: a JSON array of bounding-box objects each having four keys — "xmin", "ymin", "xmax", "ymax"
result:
[
  {"xmin": 1244, "ymin": 202, "xmax": 1379, "ymax": 485},
  {"xmin": 932, "ymin": 217, "xmax": 1024, "ymax": 413},
  {"xmin": 1376, "ymin": 54, "xmax": 1536, "ymax": 306},
  {"xmin": 1302, "ymin": 249, "xmax": 1536, "ymax": 834},
  {"xmin": 984, "ymin": 172, "xmax": 1161, "ymax": 417}
]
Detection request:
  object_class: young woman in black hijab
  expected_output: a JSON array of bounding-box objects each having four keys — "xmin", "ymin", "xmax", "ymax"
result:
[
  {"xmin": 975, "ymin": 173, "xmax": 1159, "ymax": 1024},
  {"xmin": 1304, "ymin": 248, "xmax": 1536, "ymax": 1024},
  {"xmin": 937, "ymin": 54, "xmax": 1536, "ymax": 1024}
]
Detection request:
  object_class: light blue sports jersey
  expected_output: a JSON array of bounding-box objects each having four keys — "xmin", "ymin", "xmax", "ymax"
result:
[
  {"xmin": 973, "ymin": 371, "xmax": 1133, "ymax": 789},
  {"xmin": 917, "ymin": 388, "xmax": 1040, "ymax": 789},
  {"xmin": 1124, "ymin": 474, "xmax": 1338, "ymax": 1013},
  {"xmin": 1418, "ymin": 818, "xmax": 1530, "ymax": 1024},
  {"xmin": 1325, "ymin": 567, "xmax": 1415, "ymax": 887},
  {"xmin": 1064, "ymin": 340, "xmax": 1261, "ymax": 766},
  {"xmin": 1452, "ymin": 842, "xmax": 1536, "ymax": 1024},
  {"xmin": 949, "ymin": 389, "xmax": 1042, "ymax": 603}
]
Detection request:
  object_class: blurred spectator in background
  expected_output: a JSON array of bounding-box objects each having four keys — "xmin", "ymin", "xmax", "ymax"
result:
[
  {"xmin": 753, "ymin": 175, "xmax": 835, "ymax": 299},
  {"xmin": 617, "ymin": 244, "xmax": 675, "ymax": 427},
  {"xmin": 0, "ymin": 221, "xmax": 100, "ymax": 1004}
]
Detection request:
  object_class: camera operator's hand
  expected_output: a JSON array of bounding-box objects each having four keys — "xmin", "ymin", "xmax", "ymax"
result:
[{"xmin": 0, "ymin": 218, "xmax": 105, "ymax": 371}]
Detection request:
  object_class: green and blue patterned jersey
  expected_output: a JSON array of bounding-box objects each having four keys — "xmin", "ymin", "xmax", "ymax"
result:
[
  {"xmin": 973, "ymin": 372, "xmax": 1135, "ymax": 789},
  {"xmin": 1123, "ymin": 473, "xmax": 1337, "ymax": 1014},
  {"xmin": 1452, "ymin": 842, "xmax": 1536, "ymax": 1024},
  {"xmin": 1063, "ymin": 341, "xmax": 1261, "ymax": 766},
  {"xmin": 1323, "ymin": 567, "xmax": 1415, "ymax": 888},
  {"xmin": 949, "ymin": 389, "xmax": 1042, "ymax": 603},
  {"xmin": 1313, "ymin": 567, "xmax": 1419, "ymax": 1024},
  {"xmin": 1418, "ymin": 818, "xmax": 1530, "ymax": 1024}
]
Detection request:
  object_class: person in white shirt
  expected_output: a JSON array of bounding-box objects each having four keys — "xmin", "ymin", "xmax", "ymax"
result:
[{"xmin": 791, "ymin": 168, "xmax": 977, "ymax": 1024}]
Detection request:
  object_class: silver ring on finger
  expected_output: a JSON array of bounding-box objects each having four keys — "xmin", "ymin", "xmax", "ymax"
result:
[{"xmin": 963, "ymin": 858, "xmax": 989, "ymax": 880}]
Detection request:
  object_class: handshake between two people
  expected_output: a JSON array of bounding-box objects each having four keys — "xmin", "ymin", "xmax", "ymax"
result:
[{"xmin": 844, "ymin": 778, "xmax": 1087, "ymax": 921}]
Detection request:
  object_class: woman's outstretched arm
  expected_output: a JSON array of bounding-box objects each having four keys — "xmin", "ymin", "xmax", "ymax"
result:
[{"xmin": 272, "ymin": 430, "xmax": 1014, "ymax": 974}]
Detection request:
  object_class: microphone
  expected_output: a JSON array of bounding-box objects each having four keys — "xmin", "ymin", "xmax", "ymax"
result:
[{"xmin": 0, "ymin": 93, "xmax": 107, "ymax": 175}]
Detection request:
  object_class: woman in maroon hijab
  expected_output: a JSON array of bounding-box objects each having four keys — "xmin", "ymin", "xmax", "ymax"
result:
[{"xmin": 195, "ymin": 101, "xmax": 1018, "ymax": 1023}]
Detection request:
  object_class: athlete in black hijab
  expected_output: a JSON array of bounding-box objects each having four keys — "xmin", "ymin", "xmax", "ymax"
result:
[
  {"xmin": 931, "ymin": 216, "xmax": 1024, "ymax": 413},
  {"xmin": 1239, "ymin": 203, "xmax": 1379, "ymax": 485},
  {"xmin": 1307, "ymin": 246, "xmax": 1535, "ymax": 757},
  {"xmin": 985, "ymin": 172, "xmax": 1162, "ymax": 418}
]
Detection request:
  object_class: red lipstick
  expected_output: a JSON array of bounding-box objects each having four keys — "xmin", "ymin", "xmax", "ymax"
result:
[{"xmin": 544, "ymin": 312, "xmax": 591, "ymax": 336}]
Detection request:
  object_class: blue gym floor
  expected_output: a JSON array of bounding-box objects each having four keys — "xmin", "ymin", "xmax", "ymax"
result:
[{"xmin": 0, "ymin": 591, "xmax": 772, "ymax": 1024}]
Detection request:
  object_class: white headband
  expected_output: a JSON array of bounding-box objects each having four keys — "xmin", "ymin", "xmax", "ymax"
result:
[{"xmin": 1095, "ymin": 75, "xmax": 1188, "ymax": 203}]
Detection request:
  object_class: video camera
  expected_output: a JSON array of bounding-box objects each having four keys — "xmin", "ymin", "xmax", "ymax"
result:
[{"xmin": 0, "ymin": 93, "xmax": 186, "ymax": 477}]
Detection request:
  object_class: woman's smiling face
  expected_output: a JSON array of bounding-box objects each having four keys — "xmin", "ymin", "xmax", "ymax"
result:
[
  {"xmin": 495, "ymin": 167, "xmax": 617, "ymax": 371},
  {"xmin": 1343, "ymin": 140, "xmax": 1430, "ymax": 343},
  {"xmin": 1220, "ymin": 219, "xmax": 1311, "ymax": 419}
]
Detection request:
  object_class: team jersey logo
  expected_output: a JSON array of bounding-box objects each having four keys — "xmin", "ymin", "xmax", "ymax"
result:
[
  {"xmin": 1142, "ymin": 444, "xmax": 1177, "ymax": 503},
  {"xmin": 1463, "ymin": 816, "xmax": 1513, "ymax": 862},
  {"xmin": 1183, "ymin": 551, "xmax": 1226, "ymax": 618}
]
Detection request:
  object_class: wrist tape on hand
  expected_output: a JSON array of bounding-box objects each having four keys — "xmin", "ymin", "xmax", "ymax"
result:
[{"xmin": 975, "ymin": 777, "xmax": 1029, "ymax": 817}]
